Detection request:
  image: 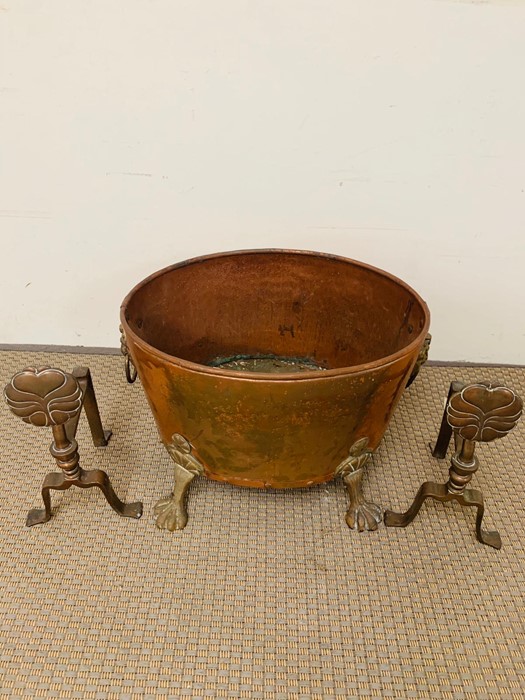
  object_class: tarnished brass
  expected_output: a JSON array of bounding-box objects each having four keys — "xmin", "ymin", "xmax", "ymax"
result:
[
  {"xmin": 4, "ymin": 366, "xmax": 143, "ymax": 526},
  {"xmin": 119, "ymin": 323, "xmax": 137, "ymax": 383},
  {"xmin": 384, "ymin": 381, "xmax": 523, "ymax": 548},
  {"xmin": 406, "ymin": 333, "xmax": 431, "ymax": 387},
  {"xmin": 335, "ymin": 437, "xmax": 382, "ymax": 531},
  {"xmin": 154, "ymin": 433, "xmax": 205, "ymax": 531}
]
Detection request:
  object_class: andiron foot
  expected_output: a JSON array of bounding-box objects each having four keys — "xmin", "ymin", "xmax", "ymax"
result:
[
  {"xmin": 385, "ymin": 381, "xmax": 522, "ymax": 548},
  {"xmin": 155, "ymin": 434, "xmax": 204, "ymax": 531},
  {"xmin": 4, "ymin": 366, "xmax": 143, "ymax": 526}
]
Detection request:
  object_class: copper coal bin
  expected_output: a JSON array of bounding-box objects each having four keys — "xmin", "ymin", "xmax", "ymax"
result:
[{"xmin": 120, "ymin": 250, "xmax": 430, "ymax": 532}]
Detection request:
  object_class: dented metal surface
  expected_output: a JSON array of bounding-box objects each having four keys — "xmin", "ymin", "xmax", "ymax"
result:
[{"xmin": 120, "ymin": 250, "xmax": 431, "ymax": 490}]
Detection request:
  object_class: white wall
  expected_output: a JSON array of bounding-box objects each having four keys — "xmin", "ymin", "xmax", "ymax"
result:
[{"xmin": 1, "ymin": 0, "xmax": 524, "ymax": 362}]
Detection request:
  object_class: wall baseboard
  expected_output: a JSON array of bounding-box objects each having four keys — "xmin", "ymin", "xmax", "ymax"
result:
[
  {"xmin": 0, "ymin": 344, "xmax": 121, "ymax": 355},
  {"xmin": 0, "ymin": 344, "xmax": 523, "ymax": 368},
  {"xmin": 426, "ymin": 360, "xmax": 525, "ymax": 369}
]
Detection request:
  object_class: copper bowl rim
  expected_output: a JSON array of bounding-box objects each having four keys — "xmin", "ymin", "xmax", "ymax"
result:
[{"xmin": 120, "ymin": 248, "xmax": 431, "ymax": 382}]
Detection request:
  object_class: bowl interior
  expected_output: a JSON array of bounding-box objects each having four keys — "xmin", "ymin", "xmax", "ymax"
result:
[{"xmin": 123, "ymin": 251, "xmax": 428, "ymax": 370}]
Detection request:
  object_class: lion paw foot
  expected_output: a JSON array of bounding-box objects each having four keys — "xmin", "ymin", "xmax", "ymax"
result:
[
  {"xmin": 154, "ymin": 495, "xmax": 189, "ymax": 531},
  {"xmin": 345, "ymin": 500, "xmax": 383, "ymax": 531}
]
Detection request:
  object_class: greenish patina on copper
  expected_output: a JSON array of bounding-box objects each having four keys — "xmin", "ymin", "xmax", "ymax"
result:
[{"xmin": 207, "ymin": 354, "xmax": 326, "ymax": 374}]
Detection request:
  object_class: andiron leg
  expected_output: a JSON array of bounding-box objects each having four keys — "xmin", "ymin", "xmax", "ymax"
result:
[
  {"xmin": 26, "ymin": 472, "xmax": 68, "ymax": 527},
  {"xmin": 384, "ymin": 482, "xmax": 501, "ymax": 549},
  {"xmin": 77, "ymin": 469, "xmax": 143, "ymax": 519},
  {"xmin": 26, "ymin": 468, "xmax": 142, "ymax": 526}
]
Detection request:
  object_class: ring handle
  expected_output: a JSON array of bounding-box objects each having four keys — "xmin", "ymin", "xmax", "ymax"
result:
[{"xmin": 119, "ymin": 324, "xmax": 137, "ymax": 383}]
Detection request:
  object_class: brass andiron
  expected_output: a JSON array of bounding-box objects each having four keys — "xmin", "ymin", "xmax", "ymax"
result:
[
  {"xmin": 384, "ymin": 381, "xmax": 523, "ymax": 548},
  {"xmin": 4, "ymin": 366, "xmax": 143, "ymax": 526}
]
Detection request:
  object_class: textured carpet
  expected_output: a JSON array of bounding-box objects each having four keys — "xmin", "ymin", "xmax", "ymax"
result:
[{"xmin": 0, "ymin": 350, "xmax": 524, "ymax": 700}]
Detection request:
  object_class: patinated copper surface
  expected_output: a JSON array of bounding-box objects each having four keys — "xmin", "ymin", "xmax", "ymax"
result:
[{"xmin": 121, "ymin": 250, "xmax": 430, "ymax": 495}]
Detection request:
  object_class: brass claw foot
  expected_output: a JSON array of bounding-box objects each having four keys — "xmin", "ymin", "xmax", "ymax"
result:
[
  {"xmin": 336, "ymin": 437, "xmax": 382, "ymax": 532},
  {"xmin": 4, "ymin": 366, "xmax": 143, "ymax": 525},
  {"xmin": 156, "ymin": 434, "xmax": 205, "ymax": 532},
  {"xmin": 343, "ymin": 469, "xmax": 383, "ymax": 531},
  {"xmin": 154, "ymin": 493, "xmax": 190, "ymax": 531}
]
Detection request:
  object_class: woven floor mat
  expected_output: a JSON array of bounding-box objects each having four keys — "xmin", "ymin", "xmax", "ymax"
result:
[{"xmin": 0, "ymin": 350, "xmax": 524, "ymax": 700}]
